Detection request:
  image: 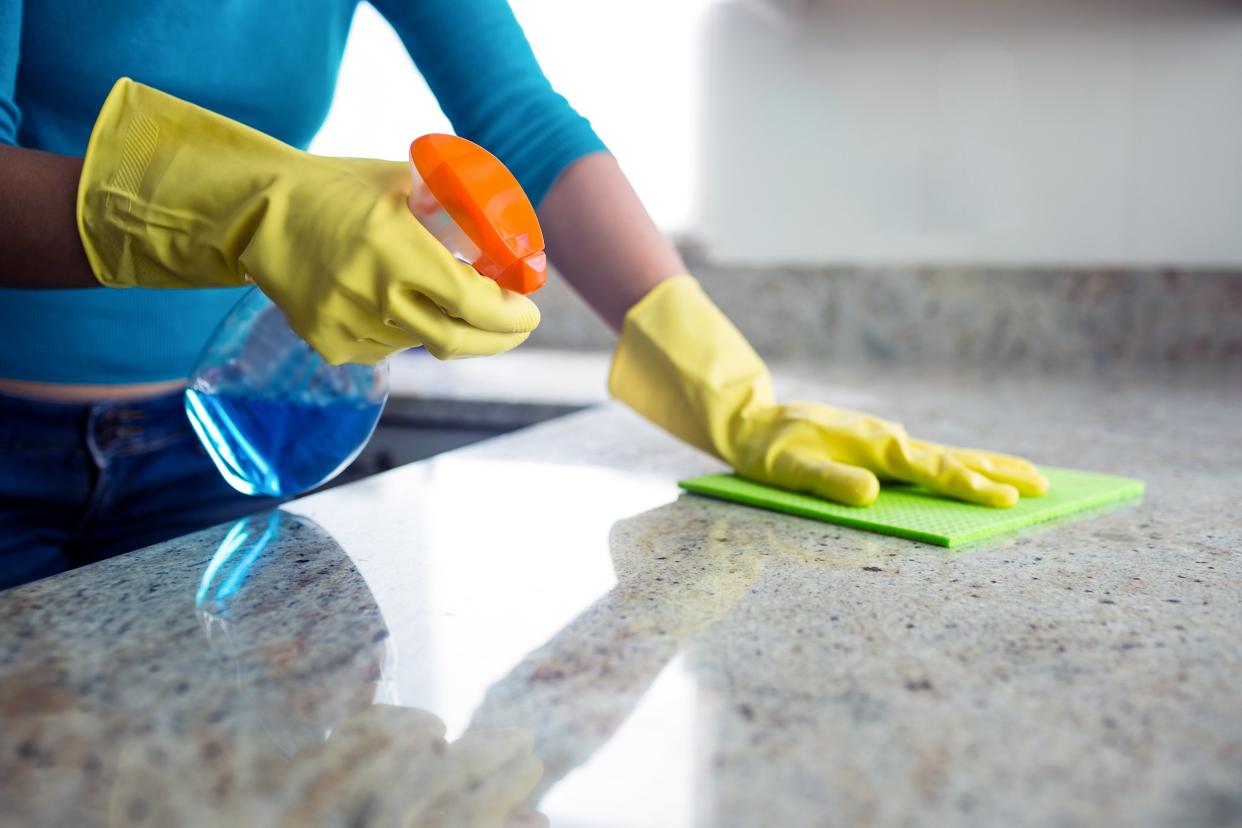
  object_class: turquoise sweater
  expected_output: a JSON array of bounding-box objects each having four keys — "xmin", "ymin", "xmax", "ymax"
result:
[{"xmin": 0, "ymin": 0, "xmax": 605, "ymax": 383}]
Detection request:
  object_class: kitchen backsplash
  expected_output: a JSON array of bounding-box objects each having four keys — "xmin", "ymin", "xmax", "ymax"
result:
[{"xmin": 528, "ymin": 252, "xmax": 1242, "ymax": 371}]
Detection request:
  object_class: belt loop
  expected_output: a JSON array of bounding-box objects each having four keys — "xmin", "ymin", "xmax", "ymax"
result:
[
  {"xmin": 86, "ymin": 402, "xmax": 115, "ymax": 468},
  {"xmin": 82, "ymin": 401, "xmax": 118, "ymax": 526}
]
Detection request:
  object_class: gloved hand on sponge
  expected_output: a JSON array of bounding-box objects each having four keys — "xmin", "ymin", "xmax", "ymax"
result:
[{"xmin": 610, "ymin": 275, "xmax": 1048, "ymax": 508}]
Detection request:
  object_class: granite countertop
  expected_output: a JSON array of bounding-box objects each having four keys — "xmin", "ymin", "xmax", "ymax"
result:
[{"xmin": 1, "ymin": 363, "xmax": 1239, "ymax": 828}]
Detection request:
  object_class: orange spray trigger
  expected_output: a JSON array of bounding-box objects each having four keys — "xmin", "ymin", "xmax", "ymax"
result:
[{"xmin": 408, "ymin": 134, "xmax": 547, "ymax": 295}]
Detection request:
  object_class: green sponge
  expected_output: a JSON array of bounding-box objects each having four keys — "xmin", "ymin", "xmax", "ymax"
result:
[{"xmin": 679, "ymin": 466, "xmax": 1143, "ymax": 547}]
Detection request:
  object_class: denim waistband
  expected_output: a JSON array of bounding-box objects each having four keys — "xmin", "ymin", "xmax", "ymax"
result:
[{"xmin": 0, "ymin": 388, "xmax": 193, "ymax": 459}]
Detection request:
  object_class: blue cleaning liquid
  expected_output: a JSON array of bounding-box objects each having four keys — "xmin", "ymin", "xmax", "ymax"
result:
[{"xmin": 185, "ymin": 389, "xmax": 383, "ymax": 498}]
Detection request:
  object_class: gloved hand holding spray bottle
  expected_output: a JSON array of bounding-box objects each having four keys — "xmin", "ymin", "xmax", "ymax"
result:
[{"xmin": 185, "ymin": 134, "xmax": 547, "ymax": 497}]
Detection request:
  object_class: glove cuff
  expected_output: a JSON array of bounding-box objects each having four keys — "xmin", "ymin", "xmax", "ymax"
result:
[
  {"xmin": 608, "ymin": 275, "xmax": 774, "ymax": 461},
  {"xmin": 77, "ymin": 78, "xmax": 292, "ymax": 289}
]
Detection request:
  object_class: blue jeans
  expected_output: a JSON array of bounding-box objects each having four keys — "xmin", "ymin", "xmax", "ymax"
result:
[{"xmin": 0, "ymin": 389, "xmax": 281, "ymax": 591}]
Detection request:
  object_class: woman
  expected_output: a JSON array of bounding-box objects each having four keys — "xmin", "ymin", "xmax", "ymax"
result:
[{"xmin": 0, "ymin": 0, "xmax": 1047, "ymax": 589}]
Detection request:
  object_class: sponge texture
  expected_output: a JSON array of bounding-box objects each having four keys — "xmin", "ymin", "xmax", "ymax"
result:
[{"xmin": 679, "ymin": 466, "xmax": 1143, "ymax": 547}]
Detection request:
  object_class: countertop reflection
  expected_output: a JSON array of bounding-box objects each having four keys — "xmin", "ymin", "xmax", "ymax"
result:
[{"xmin": 2, "ymin": 368, "xmax": 1240, "ymax": 828}]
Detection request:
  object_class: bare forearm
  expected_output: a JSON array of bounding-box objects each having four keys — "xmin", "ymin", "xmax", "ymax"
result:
[
  {"xmin": 1, "ymin": 146, "xmax": 682, "ymax": 301},
  {"xmin": 0, "ymin": 145, "xmax": 96, "ymax": 288},
  {"xmin": 537, "ymin": 153, "xmax": 684, "ymax": 331}
]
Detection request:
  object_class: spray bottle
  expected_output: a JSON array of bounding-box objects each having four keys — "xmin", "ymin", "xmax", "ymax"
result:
[{"xmin": 185, "ymin": 135, "xmax": 546, "ymax": 497}]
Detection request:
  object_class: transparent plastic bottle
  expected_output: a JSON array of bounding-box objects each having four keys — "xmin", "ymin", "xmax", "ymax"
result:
[{"xmin": 186, "ymin": 134, "xmax": 546, "ymax": 498}]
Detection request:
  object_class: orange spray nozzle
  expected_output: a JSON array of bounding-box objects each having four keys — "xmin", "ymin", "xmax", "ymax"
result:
[{"xmin": 409, "ymin": 134, "xmax": 546, "ymax": 295}]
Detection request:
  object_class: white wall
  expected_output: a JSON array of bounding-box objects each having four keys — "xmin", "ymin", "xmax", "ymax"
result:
[
  {"xmin": 697, "ymin": 0, "xmax": 1242, "ymax": 265},
  {"xmin": 310, "ymin": 1, "xmax": 707, "ymax": 231},
  {"xmin": 312, "ymin": 1, "xmax": 1242, "ymax": 267}
]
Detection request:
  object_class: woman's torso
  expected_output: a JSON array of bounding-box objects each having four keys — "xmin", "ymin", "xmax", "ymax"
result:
[{"xmin": 1, "ymin": 0, "xmax": 359, "ymax": 396}]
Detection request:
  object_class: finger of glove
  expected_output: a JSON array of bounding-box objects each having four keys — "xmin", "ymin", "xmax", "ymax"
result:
[
  {"xmin": 767, "ymin": 449, "xmax": 881, "ymax": 506},
  {"xmin": 330, "ymin": 290, "xmax": 426, "ymax": 360},
  {"xmin": 303, "ymin": 325, "xmax": 399, "ymax": 366},
  {"xmin": 386, "ymin": 290, "xmax": 532, "ymax": 359},
  {"xmin": 440, "ymin": 753, "xmax": 544, "ymax": 827},
  {"xmin": 940, "ymin": 445, "xmax": 1049, "ymax": 496},
  {"xmin": 388, "ymin": 237, "xmax": 541, "ymax": 334},
  {"xmin": 363, "ymin": 319, "xmax": 424, "ymax": 353},
  {"xmin": 450, "ymin": 727, "xmax": 536, "ymax": 775},
  {"xmin": 344, "ymin": 704, "xmax": 448, "ymax": 742},
  {"xmin": 438, "ymin": 729, "xmax": 542, "ymax": 826},
  {"xmin": 916, "ymin": 450, "xmax": 1021, "ymax": 508}
]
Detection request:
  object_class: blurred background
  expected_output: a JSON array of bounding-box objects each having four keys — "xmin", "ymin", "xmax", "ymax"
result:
[{"xmin": 313, "ymin": 0, "xmax": 1242, "ymax": 371}]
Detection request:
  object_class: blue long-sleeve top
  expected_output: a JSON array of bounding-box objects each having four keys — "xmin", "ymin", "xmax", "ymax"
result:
[{"xmin": 0, "ymin": 0, "xmax": 605, "ymax": 384}]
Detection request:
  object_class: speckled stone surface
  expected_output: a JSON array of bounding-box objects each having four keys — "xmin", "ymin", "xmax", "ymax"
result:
[
  {"xmin": 529, "ymin": 262, "xmax": 1242, "ymax": 371},
  {"xmin": 1, "ymin": 368, "xmax": 1239, "ymax": 827}
]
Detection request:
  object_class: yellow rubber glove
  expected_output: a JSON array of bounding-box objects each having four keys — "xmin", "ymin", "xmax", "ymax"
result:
[
  {"xmin": 609, "ymin": 276, "xmax": 1049, "ymax": 508},
  {"xmin": 77, "ymin": 78, "xmax": 539, "ymax": 365}
]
